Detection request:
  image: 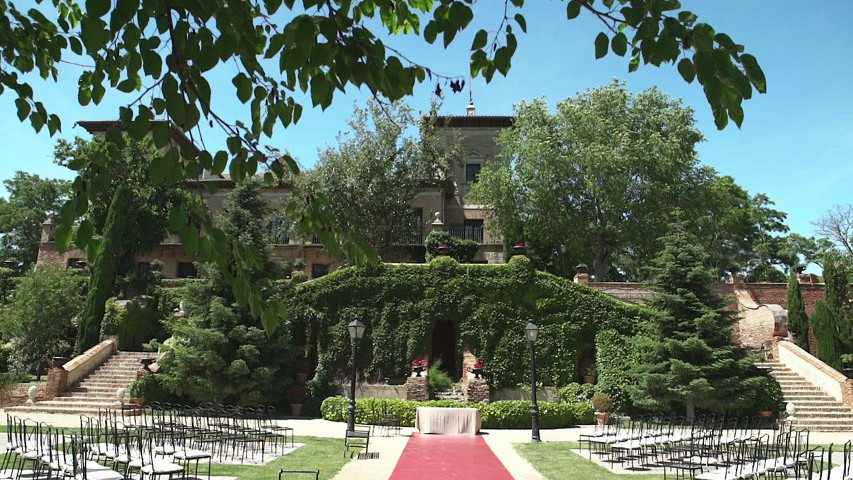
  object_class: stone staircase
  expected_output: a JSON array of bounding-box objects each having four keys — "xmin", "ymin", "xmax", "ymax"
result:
[
  {"xmin": 757, "ymin": 361, "xmax": 853, "ymax": 432},
  {"xmin": 8, "ymin": 351, "xmax": 149, "ymax": 415},
  {"xmin": 433, "ymin": 383, "xmax": 466, "ymax": 402}
]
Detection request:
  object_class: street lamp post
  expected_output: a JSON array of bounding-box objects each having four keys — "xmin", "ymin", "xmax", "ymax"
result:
[
  {"xmin": 347, "ymin": 319, "xmax": 366, "ymax": 432},
  {"xmin": 524, "ymin": 322, "xmax": 541, "ymax": 442}
]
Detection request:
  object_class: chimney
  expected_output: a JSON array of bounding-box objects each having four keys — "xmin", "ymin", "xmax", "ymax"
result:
[
  {"xmin": 573, "ymin": 263, "xmax": 590, "ymax": 285},
  {"xmin": 797, "ymin": 273, "xmax": 819, "ymax": 285},
  {"xmin": 466, "ymin": 101, "xmax": 476, "ymax": 117}
]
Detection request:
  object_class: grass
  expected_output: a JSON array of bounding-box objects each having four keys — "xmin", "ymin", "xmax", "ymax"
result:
[
  {"xmin": 208, "ymin": 436, "xmax": 350, "ymax": 480},
  {"xmin": 515, "ymin": 442, "xmax": 665, "ymax": 480}
]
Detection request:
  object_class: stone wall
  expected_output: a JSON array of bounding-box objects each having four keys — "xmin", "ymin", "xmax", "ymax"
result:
[
  {"xmin": 405, "ymin": 375, "xmax": 429, "ymax": 401},
  {"xmin": 63, "ymin": 337, "xmax": 118, "ymax": 387},
  {"xmin": 777, "ymin": 340, "xmax": 853, "ymax": 406},
  {"xmin": 0, "ymin": 382, "xmax": 48, "ymax": 407}
]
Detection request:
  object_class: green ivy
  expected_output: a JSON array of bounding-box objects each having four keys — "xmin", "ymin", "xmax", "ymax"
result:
[
  {"xmin": 424, "ymin": 231, "xmax": 479, "ymax": 263},
  {"xmin": 285, "ymin": 255, "xmax": 655, "ymax": 389},
  {"xmin": 320, "ymin": 396, "xmax": 593, "ymax": 428}
]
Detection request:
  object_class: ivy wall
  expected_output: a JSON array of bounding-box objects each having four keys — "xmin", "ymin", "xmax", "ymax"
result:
[{"xmin": 285, "ymin": 255, "xmax": 656, "ymax": 389}]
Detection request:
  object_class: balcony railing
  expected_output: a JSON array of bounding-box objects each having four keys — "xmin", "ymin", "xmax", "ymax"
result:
[
  {"xmin": 396, "ymin": 227, "xmax": 424, "ymax": 245},
  {"xmin": 448, "ymin": 226, "xmax": 484, "ymax": 244}
]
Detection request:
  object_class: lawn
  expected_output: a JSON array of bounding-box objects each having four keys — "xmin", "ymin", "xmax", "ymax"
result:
[
  {"xmin": 515, "ymin": 442, "xmax": 665, "ymax": 480},
  {"xmin": 208, "ymin": 436, "xmax": 350, "ymax": 480}
]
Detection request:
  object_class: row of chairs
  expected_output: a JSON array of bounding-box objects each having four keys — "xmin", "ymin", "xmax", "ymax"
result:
[
  {"xmin": 579, "ymin": 414, "xmax": 852, "ymax": 480},
  {"xmin": 100, "ymin": 402, "xmax": 295, "ymax": 463}
]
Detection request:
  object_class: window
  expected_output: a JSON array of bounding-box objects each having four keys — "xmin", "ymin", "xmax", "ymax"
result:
[
  {"xmin": 137, "ymin": 262, "xmax": 152, "ymax": 276},
  {"xmin": 66, "ymin": 258, "xmax": 86, "ymax": 269},
  {"xmin": 311, "ymin": 263, "xmax": 329, "ymax": 279},
  {"xmin": 465, "ymin": 162, "xmax": 482, "ymax": 183},
  {"xmin": 176, "ymin": 262, "xmax": 198, "ymax": 278},
  {"xmin": 463, "ymin": 219, "xmax": 484, "ymax": 243}
]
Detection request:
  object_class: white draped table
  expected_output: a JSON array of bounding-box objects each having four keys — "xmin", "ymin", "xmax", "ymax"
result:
[{"xmin": 415, "ymin": 407, "xmax": 482, "ymax": 435}]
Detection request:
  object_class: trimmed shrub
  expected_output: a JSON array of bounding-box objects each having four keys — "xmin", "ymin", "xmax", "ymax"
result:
[
  {"xmin": 320, "ymin": 396, "xmax": 594, "ymax": 428},
  {"xmin": 424, "ymin": 231, "xmax": 479, "ymax": 263},
  {"xmin": 557, "ymin": 382, "xmax": 596, "ymax": 403},
  {"xmin": 129, "ymin": 374, "xmax": 172, "ymax": 403},
  {"xmin": 100, "ymin": 296, "xmax": 166, "ymax": 350},
  {"xmin": 591, "ymin": 392, "xmax": 613, "ymax": 412},
  {"xmin": 812, "ymin": 300, "xmax": 843, "ymax": 371},
  {"xmin": 427, "ymin": 360, "xmax": 453, "ymax": 393}
]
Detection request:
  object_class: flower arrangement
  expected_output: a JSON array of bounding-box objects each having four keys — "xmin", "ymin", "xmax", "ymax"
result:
[
  {"xmin": 412, "ymin": 359, "xmax": 427, "ymax": 368},
  {"xmin": 473, "ymin": 360, "xmax": 484, "ymax": 369},
  {"xmin": 513, "ymin": 242, "xmax": 525, "ymax": 248},
  {"xmin": 471, "ymin": 360, "xmax": 485, "ymax": 379}
]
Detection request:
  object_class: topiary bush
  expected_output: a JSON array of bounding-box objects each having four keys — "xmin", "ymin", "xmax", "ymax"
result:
[
  {"xmin": 320, "ymin": 396, "xmax": 594, "ymax": 428},
  {"xmin": 100, "ymin": 296, "xmax": 167, "ymax": 350},
  {"xmin": 427, "ymin": 360, "xmax": 453, "ymax": 393},
  {"xmin": 591, "ymin": 392, "xmax": 613, "ymax": 413},
  {"xmin": 557, "ymin": 382, "xmax": 597, "ymax": 403},
  {"xmin": 286, "ymin": 256, "xmax": 653, "ymax": 389},
  {"xmin": 424, "ymin": 231, "xmax": 479, "ymax": 263}
]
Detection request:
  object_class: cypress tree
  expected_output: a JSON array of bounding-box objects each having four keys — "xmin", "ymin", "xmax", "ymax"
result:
[
  {"xmin": 786, "ymin": 272, "xmax": 809, "ymax": 350},
  {"xmin": 811, "ymin": 299, "xmax": 842, "ymax": 371},
  {"xmin": 628, "ymin": 219, "xmax": 761, "ymax": 420},
  {"xmin": 76, "ymin": 185, "xmax": 130, "ymax": 353},
  {"xmin": 822, "ymin": 255, "xmax": 853, "ymax": 356}
]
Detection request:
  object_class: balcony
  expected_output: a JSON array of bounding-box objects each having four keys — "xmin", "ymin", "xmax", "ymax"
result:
[{"xmin": 448, "ymin": 225, "xmax": 484, "ymax": 244}]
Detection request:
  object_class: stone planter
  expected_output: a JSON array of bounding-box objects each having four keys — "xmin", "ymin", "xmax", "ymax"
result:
[
  {"xmin": 412, "ymin": 366, "xmax": 425, "ymax": 377},
  {"xmin": 582, "ymin": 375, "xmax": 597, "ymax": 385},
  {"xmin": 291, "ymin": 403, "xmax": 303, "ymax": 417},
  {"xmin": 295, "ymin": 372, "xmax": 308, "ymax": 383},
  {"xmin": 52, "ymin": 356, "xmax": 69, "ymax": 368},
  {"xmin": 594, "ymin": 411, "xmax": 611, "ymax": 426}
]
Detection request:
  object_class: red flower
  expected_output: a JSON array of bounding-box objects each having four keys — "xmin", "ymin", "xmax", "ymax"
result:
[
  {"xmin": 513, "ymin": 242, "xmax": 525, "ymax": 247},
  {"xmin": 473, "ymin": 360, "xmax": 484, "ymax": 369},
  {"xmin": 437, "ymin": 243, "xmax": 449, "ymax": 248},
  {"xmin": 412, "ymin": 359, "xmax": 427, "ymax": 367}
]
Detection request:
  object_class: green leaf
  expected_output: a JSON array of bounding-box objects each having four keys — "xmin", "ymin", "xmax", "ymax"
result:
[
  {"xmin": 75, "ymin": 219, "xmax": 94, "ymax": 250},
  {"xmin": 212, "ymin": 151, "xmax": 228, "ymax": 175},
  {"xmin": 85, "ymin": 0, "xmax": 110, "ymax": 18},
  {"xmin": 740, "ymin": 54, "xmax": 766, "ymax": 93},
  {"xmin": 424, "ymin": 21, "xmax": 438, "ymax": 44},
  {"xmin": 152, "ymin": 121, "xmax": 171, "ymax": 148},
  {"xmin": 594, "ymin": 32, "xmax": 608, "ymax": 59},
  {"xmin": 677, "ymin": 58, "xmax": 695, "ymax": 83},
  {"xmin": 471, "ymin": 29, "xmax": 488, "ymax": 51},
  {"xmin": 611, "ymin": 32, "xmax": 627, "ymax": 56},
  {"xmin": 117, "ymin": 78, "xmax": 137, "ymax": 93},
  {"xmin": 15, "ymin": 98, "xmax": 30, "ymax": 122},
  {"xmin": 54, "ymin": 224, "xmax": 73, "ymax": 252},
  {"xmin": 514, "ymin": 14, "xmax": 526, "ymax": 33},
  {"xmin": 566, "ymin": 0, "xmax": 581, "ymax": 19}
]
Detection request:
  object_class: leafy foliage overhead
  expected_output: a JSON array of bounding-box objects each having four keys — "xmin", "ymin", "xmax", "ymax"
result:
[{"xmin": 0, "ymin": 0, "xmax": 765, "ymax": 332}]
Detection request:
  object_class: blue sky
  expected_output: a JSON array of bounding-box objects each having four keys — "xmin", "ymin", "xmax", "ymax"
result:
[{"xmin": 1, "ymin": 1, "xmax": 851, "ymax": 249}]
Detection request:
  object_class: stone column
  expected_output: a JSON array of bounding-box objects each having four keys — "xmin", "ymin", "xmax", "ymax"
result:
[
  {"xmin": 405, "ymin": 375, "xmax": 429, "ymax": 401},
  {"xmin": 44, "ymin": 367, "xmax": 68, "ymax": 400}
]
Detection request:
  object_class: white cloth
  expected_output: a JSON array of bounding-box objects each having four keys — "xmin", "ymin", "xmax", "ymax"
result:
[{"xmin": 415, "ymin": 407, "xmax": 481, "ymax": 435}]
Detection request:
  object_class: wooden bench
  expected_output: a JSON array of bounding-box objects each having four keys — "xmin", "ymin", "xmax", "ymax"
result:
[{"xmin": 343, "ymin": 424, "xmax": 371, "ymax": 457}]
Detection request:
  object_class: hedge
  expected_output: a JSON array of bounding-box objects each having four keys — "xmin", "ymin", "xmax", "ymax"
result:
[
  {"xmin": 320, "ymin": 396, "xmax": 594, "ymax": 428},
  {"xmin": 286, "ymin": 256, "xmax": 655, "ymax": 389}
]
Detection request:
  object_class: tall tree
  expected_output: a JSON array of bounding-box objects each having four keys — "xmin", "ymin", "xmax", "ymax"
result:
[
  {"xmin": 811, "ymin": 300, "xmax": 843, "ymax": 371},
  {"xmin": 293, "ymin": 100, "xmax": 460, "ymax": 256},
  {"xmin": 628, "ymin": 218, "xmax": 760, "ymax": 420},
  {"xmin": 54, "ymin": 136, "xmax": 184, "ymax": 273},
  {"xmin": 471, "ymin": 82, "xmax": 704, "ymax": 280},
  {"xmin": 786, "ymin": 271, "xmax": 809, "ymax": 350},
  {"xmin": 814, "ymin": 204, "xmax": 853, "ymax": 257},
  {"xmin": 76, "ymin": 184, "xmax": 130, "ymax": 353},
  {"xmin": 0, "ymin": 0, "xmax": 766, "ymax": 332},
  {"xmin": 158, "ymin": 179, "xmax": 293, "ymax": 404},
  {"xmin": 0, "ymin": 172, "xmax": 69, "ymax": 268},
  {"xmin": 0, "ymin": 265, "xmax": 86, "ymax": 375},
  {"xmin": 822, "ymin": 254, "xmax": 853, "ymax": 355}
]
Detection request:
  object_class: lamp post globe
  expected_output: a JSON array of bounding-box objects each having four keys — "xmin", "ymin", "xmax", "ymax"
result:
[
  {"xmin": 525, "ymin": 322, "xmax": 541, "ymax": 442},
  {"xmin": 347, "ymin": 319, "xmax": 366, "ymax": 432}
]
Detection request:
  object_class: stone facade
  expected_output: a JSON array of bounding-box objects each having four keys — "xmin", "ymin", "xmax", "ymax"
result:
[
  {"xmin": 465, "ymin": 378, "xmax": 490, "ymax": 403},
  {"xmin": 405, "ymin": 375, "xmax": 429, "ymax": 402}
]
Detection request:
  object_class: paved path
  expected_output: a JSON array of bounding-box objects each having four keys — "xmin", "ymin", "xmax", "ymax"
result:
[{"xmin": 388, "ymin": 433, "xmax": 513, "ymax": 480}]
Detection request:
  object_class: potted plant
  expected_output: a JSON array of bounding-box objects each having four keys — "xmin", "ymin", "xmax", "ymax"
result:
[
  {"xmin": 591, "ymin": 392, "xmax": 613, "ymax": 426},
  {"xmin": 411, "ymin": 359, "xmax": 427, "ymax": 377},
  {"xmin": 581, "ymin": 359, "xmax": 597, "ymax": 385},
  {"xmin": 512, "ymin": 242, "xmax": 526, "ymax": 255},
  {"xmin": 286, "ymin": 384, "xmax": 307, "ymax": 416},
  {"xmin": 470, "ymin": 360, "xmax": 485, "ymax": 379}
]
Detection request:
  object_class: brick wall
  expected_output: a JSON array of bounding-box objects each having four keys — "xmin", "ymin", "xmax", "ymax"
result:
[
  {"xmin": 741, "ymin": 283, "xmax": 825, "ymax": 316},
  {"xmin": 0, "ymin": 382, "xmax": 48, "ymax": 407}
]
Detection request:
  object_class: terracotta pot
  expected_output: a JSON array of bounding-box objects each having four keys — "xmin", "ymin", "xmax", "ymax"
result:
[
  {"xmin": 582, "ymin": 375, "xmax": 597, "ymax": 385},
  {"xmin": 291, "ymin": 403, "xmax": 303, "ymax": 417},
  {"xmin": 295, "ymin": 372, "xmax": 308, "ymax": 383},
  {"xmin": 413, "ymin": 366, "xmax": 425, "ymax": 377},
  {"xmin": 594, "ymin": 411, "xmax": 611, "ymax": 426},
  {"xmin": 759, "ymin": 410, "xmax": 773, "ymax": 418}
]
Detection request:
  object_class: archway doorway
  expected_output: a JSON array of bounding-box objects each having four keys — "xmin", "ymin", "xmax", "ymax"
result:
[{"xmin": 430, "ymin": 319, "xmax": 458, "ymax": 378}]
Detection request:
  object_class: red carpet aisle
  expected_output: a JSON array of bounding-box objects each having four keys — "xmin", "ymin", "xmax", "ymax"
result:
[{"xmin": 389, "ymin": 433, "xmax": 514, "ymax": 480}]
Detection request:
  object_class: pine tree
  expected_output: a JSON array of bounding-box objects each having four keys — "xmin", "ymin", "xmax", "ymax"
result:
[
  {"xmin": 158, "ymin": 179, "xmax": 293, "ymax": 404},
  {"xmin": 628, "ymin": 219, "xmax": 761, "ymax": 420},
  {"xmin": 786, "ymin": 272, "xmax": 809, "ymax": 350},
  {"xmin": 76, "ymin": 185, "xmax": 130, "ymax": 353},
  {"xmin": 811, "ymin": 300, "xmax": 842, "ymax": 371}
]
